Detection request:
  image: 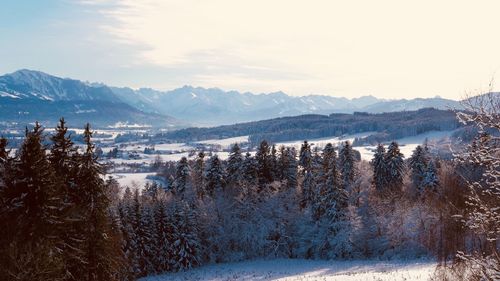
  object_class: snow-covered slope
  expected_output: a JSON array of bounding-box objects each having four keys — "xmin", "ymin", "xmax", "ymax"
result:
[
  {"xmin": 140, "ymin": 259, "xmax": 436, "ymax": 281},
  {"xmin": 0, "ymin": 69, "xmax": 118, "ymax": 101},
  {"xmin": 0, "ymin": 70, "xmax": 180, "ymax": 128}
]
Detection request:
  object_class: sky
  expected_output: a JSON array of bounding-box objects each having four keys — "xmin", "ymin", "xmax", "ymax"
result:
[{"xmin": 1, "ymin": 0, "xmax": 500, "ymax": 99}]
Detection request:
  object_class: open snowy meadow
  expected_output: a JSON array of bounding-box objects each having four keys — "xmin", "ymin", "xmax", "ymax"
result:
[{"xmin": 141, "ymin": 259, "xmax": 436, "ymax": 281}]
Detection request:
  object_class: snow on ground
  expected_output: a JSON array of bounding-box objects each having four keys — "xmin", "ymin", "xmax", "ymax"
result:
[
  {"xmin": 154, "ymin": 143, "xmax": 194, "ymax": 152},
  {"xmin": 196, "ymin": 136, "xmax": 249, "ymax": 148},
  {"xmin": 110, "ymin": 172, "xmax": 156, "ymax": 188},
  {"xmin": 141, "ymin": 259, "xmax": 436, "ymax": 281},
  {"xmin": 356, "ymin": 130, "xmax": 455, "ymax": 161},
  {"xmin": 275, "ymin": 132, "xmax": 376, "ymax": 151}
]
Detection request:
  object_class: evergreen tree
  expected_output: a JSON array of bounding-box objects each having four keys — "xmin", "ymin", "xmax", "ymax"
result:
[
  {"xmin": 409, "ymin": 145, "xmax": 429, "ymax": 193},
  {"xmin": 50, "ymin": 118, "xmax": 85, "ymax": 281},
  {"xmin": 226, "ymin": 144, "xmax": 243, "ymax": 185},
  {"xmin": 422, "ymin": 160, "xmax": 439, "ymax": 192},
  {"xmin": 192, "ymin": 151, "xmax": 205, "ymax": 198},
  {"xmin": 171, "ymin": 201, "xmax": 201, "ymax": 271},
  {"xmin": 0, "ymin": 137, "xmax": 8, "ymax": 162},
  {"xmin": 283, "ymin": 147, "xmax": 298, "ymax": 189},
  {"xmin": 173, "ymin": 157, "xmax": 190, "ymax": 196},
  {"xmin": 241, "ymin": 152, "xmax": 258, "ymax": 187},
  {"xmin": 384, "ymin": 141, "xmax": 405, "ymax": 193},
  {"xmin": 339, "ymin": 141, "xmax": 356, "ymax": 190},
  {"xmin": 299, "ymin": 140, "xmax": 312, "ymax": 174},
  {"xmin": 255, "ymin": 140, "xmax": 273, "ymax": 185},
  {"xmin": 204, "ymin": 155, "xmax": 225, "ymax": 196},
  {"xmin": 313, "ymin": 144, "xmax": 345, "ymax": 221},
  {"xmin": 371, "ymin": 144, "xmax": 387, "ymax": 192},
  {"xmin": 270, "ymin": 144, "xmax": 279, "ymax": 180},
  {"xmin": 75, "ymin": 123, "xmax": 122, "ymax": 281},
  {"xmin": 152, "ymin": 200, "xmax": 174, "ymax": 273},
  {"xmin": 0, "ymin": 122, "xmax": 64, "ymax": 280},
  {"xmin": 139, "ymin": 203, "xmax": 155, "ymax": 275}
]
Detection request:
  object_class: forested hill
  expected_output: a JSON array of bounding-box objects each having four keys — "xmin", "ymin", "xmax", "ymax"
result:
[{"xmin": 160, "ymin": 108, "xmax": 462, "ymax": 145}]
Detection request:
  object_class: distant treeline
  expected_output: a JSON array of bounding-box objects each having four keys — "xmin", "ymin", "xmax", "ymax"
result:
[{"xmin": 159, "ymin": 108, "xmax": 462, "ymax": 145}]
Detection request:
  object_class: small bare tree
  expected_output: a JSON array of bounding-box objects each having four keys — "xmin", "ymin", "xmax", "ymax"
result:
[{"xmin": 454, "ymin": 90, "xmax": 500, "ymax": 280}]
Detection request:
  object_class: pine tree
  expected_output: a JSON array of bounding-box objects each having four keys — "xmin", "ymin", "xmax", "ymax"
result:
[
  {"xmin": 313, "ymin": 144, "xmax": 345, "ymax": 221},
  {"xmin": 283, "ymin": 147, "xmax": 298, "ymax": 189},
  {"xmin": 384, "ymin": 141, "xmax": 405, "ymax": 193},
  {"xmin": 171, "ymin": 201, "xmax": 201, "ymax": 271},
  {"xmin": 409, "ymin": 145, "xmax": 429, "ymax": 194},
  {"xmin": 0, "ymin": 137, "xmax": 8, "ymax": 162},
  {"xmin": 241, "ymin": 152, "xmax": 258, "ymax": 187},
  {"xmin": 204, "ymin": 155, "xmax": 225, "ymax": 196},
  {"xmin": 255, "ymin": 140, "xmax": 273, "ymax": 185},
  {"xmin": 270, "ymin": 144, "xmax": 279, "ymax": 180},
  {"xmin": 422, "ymin": 160, "xmax": 439, "ymax": 192},
  {"xmin": 299, "ymin": 140, "xmax": 312, "ymax": 174},
  {"xmin": 152, "ymin": 200, "xmax": 174, "ymax": 273},
  {"xmin": 226, "ymin": 144, "xmax": 243, "ymax": 185},
  {"xmin": 371, "ymin": 143, "xmax": 387, "ymax": 192},
  {"xmin": 50, "ymin": 118, "xmax": 85, "ymax": 281},
  {"xmin": 75, "ymin": 123, "xmax": 122, "ymax": 281},
  {"xmin": 139, "ymin": 203, "xmax": 155, "ymax": 275},
  {"xmin": 192, "ymin": 151, "xmax": 205, "ymax": 198},
  {"xmin": 0, "ymin": 122, "xmax": 64, "ymax": 280},
  {"xmin": 339, "ymin": 141, "xmax": 356, "ymax": 190},
  {"xmin": 173, "ymin": 157, "xmax": 190, "ymax": 197}
]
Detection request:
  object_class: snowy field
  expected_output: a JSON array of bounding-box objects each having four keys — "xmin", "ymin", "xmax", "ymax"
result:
[
  {"xmin": 141, "ymin": 259, "xmax": 436, "ymax": 281},
  {"xmin": 111, "ymin": 172, "xmax": 157, "ymax": 188}
]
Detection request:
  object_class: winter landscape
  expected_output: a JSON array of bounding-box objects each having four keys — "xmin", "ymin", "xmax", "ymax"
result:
[{"xmin": 1, "ymin": 1, "xmax": 500, "ymax": 281}]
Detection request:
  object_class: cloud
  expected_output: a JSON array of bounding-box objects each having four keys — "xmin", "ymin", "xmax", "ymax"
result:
[{"xmin": 73, "ymin": 0, "xmax": 500, "ymax": 98}]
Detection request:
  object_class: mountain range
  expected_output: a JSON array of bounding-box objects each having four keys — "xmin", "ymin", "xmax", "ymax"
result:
[{"xmin": 0, "ymin": 69, "xmax": 462, "ymax": 128}]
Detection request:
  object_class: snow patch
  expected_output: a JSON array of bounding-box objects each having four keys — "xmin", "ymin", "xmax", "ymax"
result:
[{"xmin": 140, "ymin": 259, "xmax": 436, "ymax": 281}]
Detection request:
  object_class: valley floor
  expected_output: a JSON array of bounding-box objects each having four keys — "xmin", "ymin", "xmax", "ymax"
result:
[{"xmin": 140, "ymin": 259, "xmax": 436, "ymax": 281}]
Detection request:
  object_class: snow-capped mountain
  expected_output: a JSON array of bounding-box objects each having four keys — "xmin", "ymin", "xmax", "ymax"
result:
[
  {"xmin": 0, "ymin": 69, "xmax": 462, "ymax": 127},
  {"xmin": 0, "ymin": 70, "xmax": 179, "ymax": 128},
  {"xmin": 111, "ymin": 86, "xmax": 461, "ymax": 125}
]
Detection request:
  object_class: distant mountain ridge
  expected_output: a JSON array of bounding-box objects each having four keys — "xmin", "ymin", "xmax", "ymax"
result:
[
  {"xmin": 0, "ymin": 70, "xmax": 179, "ymax": 128},
  {"xmin": 0, "ymin": 69, "xmax": 462, "ymax": 126}
]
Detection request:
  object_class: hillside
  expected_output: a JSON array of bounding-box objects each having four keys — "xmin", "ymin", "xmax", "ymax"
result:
[{"xmin": 159, "ymin": 108, "xmax": 462, "ymax": 145}]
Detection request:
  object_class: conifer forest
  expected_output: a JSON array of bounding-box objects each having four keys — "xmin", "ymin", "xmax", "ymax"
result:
[{"xmin": 0, "ymin": 94, "xmax": 498, "ymax": 281}]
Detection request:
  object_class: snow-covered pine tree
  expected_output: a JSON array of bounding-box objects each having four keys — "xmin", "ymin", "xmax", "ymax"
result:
[
  {"xmin": 299, "ymin": 140, "xmax": 312, "ymax": 174},
  {"xmin": 310, "ymin": 141, "xmax": 353, "ymax": 259},
  {"xmin": 0, "ymin": 136, "xmax": 8, "ymax": 163},
  {"xmin": 255, "ymin": 140, "xmax": 273, "ymax": 185},
  {"xmin": 409, "ymin": 145, "xmax": 429, "ymax": 194},
  {"xmin": 0, "ymin": 122, "xmax": 64, "ymax": 280},
  {"xmin": 422, "ymin": 159, "xmax": 439, "ymax": 192},
  {"xmin": 270, "ymin": 144, "xmax": 279, "ymax": 180},
  {"xmin": 192, "ymin": 151, "xmax": 205, "ymax": 198},
  {"xmin": 49, "ymin": 118, "xmax": 87, "ymax": 281},
  {"xmin": 152, "ymin": 200, "xmax": 175, "ymax": 273},
  {"xmin": 75, "ymin": 123, "xmax": 122, "ymax": 281},
  {"xmin": 283, "ymin": 147, "xmax": 298, "ymax": 189},
  {"xmin": 241, "ymin": 152, "xmax": 258, "ymax": 184},
  {"xmin": 371, "ymin": 143, "xmax": 387, "ymax": 192},
  {"xmin": 173, "ymin": 157, "xmax": 190, "ymax": 197},
  {"xmin": 171, "ymin": 201, "xmax": 201, "ymax": 271},
  {"xmin": 226, "ymin": 144, "xmax": 243, "ymax": 185},
  {"xmin": 204, "ymin": 154, "xmax": 226, "ymax": 196},
  {"xmin": 139, "ymin": 202, "xmax": 155, "ymax": 275},
  {"xmin": 384, "ymin": 141, "xmax": 405, "ymax": 193},
  {"xmin": 339, "ymin": 141, "xmax": 356, "ymax": 190}
]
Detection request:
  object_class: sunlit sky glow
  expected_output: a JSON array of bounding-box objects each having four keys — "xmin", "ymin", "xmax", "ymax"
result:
[{"xmin": 1, "ymin": 0, "xmax": 500, "ymax": 99}]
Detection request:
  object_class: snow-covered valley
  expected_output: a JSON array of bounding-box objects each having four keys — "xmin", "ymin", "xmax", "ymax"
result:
[{"xmin": 141, "ymin": 259, "xmax": 436, "ymax": 281}]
